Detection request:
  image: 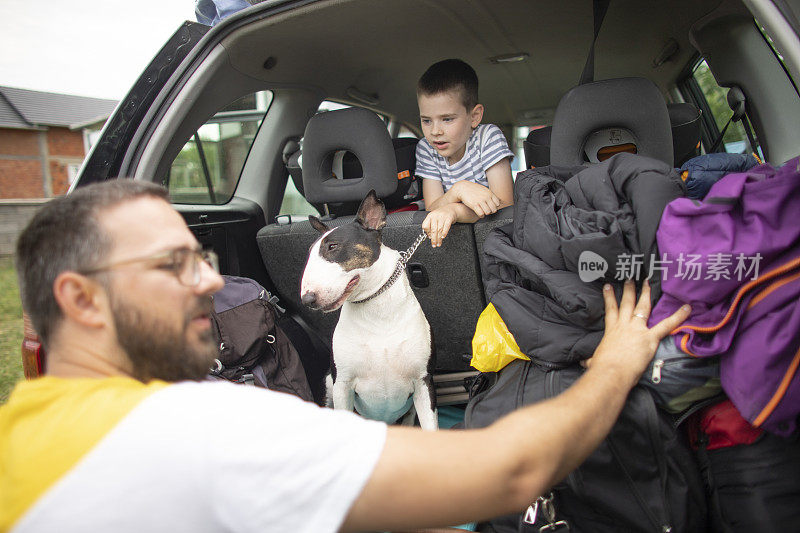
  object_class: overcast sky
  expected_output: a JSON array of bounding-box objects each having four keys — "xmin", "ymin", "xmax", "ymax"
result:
[{"xmin": 2, "ymin": 0, "xmax": 198, "ymax": 101}]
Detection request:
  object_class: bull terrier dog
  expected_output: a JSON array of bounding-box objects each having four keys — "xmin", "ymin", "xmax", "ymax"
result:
[{"xmin": 300, "ymin": 190, "xmax": 437, "ymax": 430}]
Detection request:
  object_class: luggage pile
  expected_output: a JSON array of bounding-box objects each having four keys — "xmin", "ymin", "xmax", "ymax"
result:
[{"xmin": 469, "ymin": 155, "xmax": 800, "ymax": 532}]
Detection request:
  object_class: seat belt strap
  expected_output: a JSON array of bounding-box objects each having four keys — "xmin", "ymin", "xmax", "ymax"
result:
[
  {"xmin": 709, "ymin": 115, "xmax": 735, "ymax": 153},
  {"xmin": 741, "ymin": 113, "xmax": 762, "ymax": 159},
  {"xmin": 579, "ymin": 0, "xmax": 611, "ymax": 85}
]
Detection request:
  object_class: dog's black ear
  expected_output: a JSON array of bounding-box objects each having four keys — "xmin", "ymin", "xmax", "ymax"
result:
[
  {"xmin": 356, "ymin": 190, "xmax": 387, "ymax": 231},
  {"xmin": 309, "ymin": 216, "xmax": 329, "ymax": 234}
]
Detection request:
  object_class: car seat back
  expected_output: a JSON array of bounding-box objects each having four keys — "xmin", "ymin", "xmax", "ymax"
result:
[
  {"xmin": 530, "ymin": 82, "xmax": 701, "ymax": 170},
  {"xmin": 524, "ymin": 102, "xmax": 700, "ymax": 171},
  {"xmin": 550, "ymin": 77, "xmax": 674, "ymax": 167}
]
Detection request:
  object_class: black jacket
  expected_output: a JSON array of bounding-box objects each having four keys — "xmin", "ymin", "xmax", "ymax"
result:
[{"xmin": 482, "ymin": 153, "xmax": 685, "ymax": 367}]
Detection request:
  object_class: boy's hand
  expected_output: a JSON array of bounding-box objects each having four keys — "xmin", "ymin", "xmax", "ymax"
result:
[
  {"xmin": 451, "ymin": 181, "xmax": 501, "ymax": 218},
  {"xmin": 422, "ymin": 205, "xmax": 458, "ymax": 248},
  {"xmin": 583, "ymin": 280, "xmax": 691, "ymax": 387}
]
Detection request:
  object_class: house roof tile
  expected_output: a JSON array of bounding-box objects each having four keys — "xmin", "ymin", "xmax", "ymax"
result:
[{"xmin": 0, "ymin": 86, "xmax": 118, "ymax": 130}]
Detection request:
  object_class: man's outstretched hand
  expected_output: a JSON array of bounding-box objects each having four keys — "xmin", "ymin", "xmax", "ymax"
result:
[{"xmin": 584, "ymin": 280, "xmax": 691, "ymax": 387}]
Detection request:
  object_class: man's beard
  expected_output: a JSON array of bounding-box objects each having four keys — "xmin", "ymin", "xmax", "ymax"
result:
[{"xmin": 110, "ymin": 295, "xmax": 218, "ymax": 382}]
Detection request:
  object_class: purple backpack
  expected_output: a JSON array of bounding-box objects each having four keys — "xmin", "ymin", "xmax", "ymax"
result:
[{"xmin": 650, "ymin": 157, "xmax": 800, "ymax": 436}]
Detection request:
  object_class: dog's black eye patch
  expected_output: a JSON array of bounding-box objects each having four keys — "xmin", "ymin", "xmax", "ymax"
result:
[{"xmin": 319, "ymin": 224, "xmax": 380, "ymax": 271}]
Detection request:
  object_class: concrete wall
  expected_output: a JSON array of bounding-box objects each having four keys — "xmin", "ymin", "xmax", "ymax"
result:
[{"xmin": 0, "ymin": 199, "xmax": 48, "ymax": 256}]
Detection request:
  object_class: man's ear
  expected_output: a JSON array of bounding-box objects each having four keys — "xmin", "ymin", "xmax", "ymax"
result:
[
  {"xmin": 309, "ymin": 216, "xmax": 330, "ymax": 234},
  {"xmin": 470, "ymin": 103, "xmax": 484, "ymax": 128},
  {"xmin": 356, "ymin": 190, "xmax": 387, "ymax": 231},
  {"xmin": 52, "ymin": 272, "xmax": 109, "ymax": 329}
]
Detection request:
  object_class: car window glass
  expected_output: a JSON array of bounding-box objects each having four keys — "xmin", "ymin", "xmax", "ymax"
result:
[
  {"xmin": 690, "ymin": 60, "xmax": 760, "ymax": 156},
  {"xmin": 396, "ymin": 124, "xmax": 418, "ymax": 138},
  {"xmin": 167, "ymin": 91, "xmax": 272, "ymax": 205}
]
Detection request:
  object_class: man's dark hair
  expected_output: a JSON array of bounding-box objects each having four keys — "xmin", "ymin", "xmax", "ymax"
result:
[
  {"xmin": 15, "ymin": 179, "xmax": 169, "ymax": 349},
  {"xmin": 417, "ymin": 58, "xmax": 479, "ymax": 111}
]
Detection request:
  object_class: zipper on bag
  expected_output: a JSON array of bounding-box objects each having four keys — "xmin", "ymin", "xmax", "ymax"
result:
[{"xmin": 651, "ymin": 359, "xmax": 664, "ymax": 384}]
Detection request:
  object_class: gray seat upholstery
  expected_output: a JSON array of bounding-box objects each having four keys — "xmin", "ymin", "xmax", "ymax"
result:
[
  {"xmin": 550, "ymin": 77, "xmax": 675, "ymax": 167},
  {"xmin": 302, "ymin": 107, "xmax": 398, "ymax": 204},
  {"xmin": 284, "ymin": 113, "xmax": 422, "ymax": 217},
  {"xmin": 520, "ymin": 90, "xmax": 700, "ymax": 170},
  {"xmin": 257, "ymin": 107, "xmax": 484, "ymax": 372}
]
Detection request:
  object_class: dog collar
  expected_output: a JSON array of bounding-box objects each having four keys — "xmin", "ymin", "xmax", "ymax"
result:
[{"xmin": 352, "ymin": 231, "xmax": 428, "ymax": 304}]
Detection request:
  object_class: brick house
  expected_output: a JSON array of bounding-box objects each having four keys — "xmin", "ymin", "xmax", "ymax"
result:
[{"xmin": 0, "ymin": 86, "xmax": 118, "ymax": 199}]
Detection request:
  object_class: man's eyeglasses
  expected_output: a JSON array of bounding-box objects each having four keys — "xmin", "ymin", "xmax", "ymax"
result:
[{"xmin": 81, "ymin": 248, "xmax": 219, "ymax": 287}]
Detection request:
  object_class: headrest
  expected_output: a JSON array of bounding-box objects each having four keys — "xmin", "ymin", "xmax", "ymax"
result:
[
  {"xmin": 667, "ymin": 103, "xmax": 702, "ymax": 167},
  {"xmin": 550, "ymin": 77, "xmax": 674, "ymax": 167},
  {"xmin": 385, "ymin": 137, "xmax": 422, "ymax": 209},
  {"xmin": 302, "ymin": 107, "xmax": 398, "ymax": 204},
  {"xmin": 523, "ymin": 126, "xmax": 552, "ymax": 168}
]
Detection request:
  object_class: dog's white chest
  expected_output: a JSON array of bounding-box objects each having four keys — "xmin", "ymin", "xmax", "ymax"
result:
[{"xmin": 333, "ymin": 305, "xmax": 431, "ymax": 424}]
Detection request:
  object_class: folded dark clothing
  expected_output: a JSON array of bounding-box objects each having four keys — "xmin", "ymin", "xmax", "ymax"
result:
[
  {"xmin": 483, "ymin": 153, "xmax": 685, "ymax": 367},
  {"xmin": 679, "ymin": 152, "xmax": 759, "ymax": 199}
]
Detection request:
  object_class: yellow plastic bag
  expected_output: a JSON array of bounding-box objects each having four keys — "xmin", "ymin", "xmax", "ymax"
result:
[{"xmin": 470, "ymin": 303, "xmax": 530, "ymax": 372}]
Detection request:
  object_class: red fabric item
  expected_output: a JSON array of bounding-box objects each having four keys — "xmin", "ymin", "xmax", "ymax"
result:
[
  {"xmin": 687, "ymin": 399, "xmax": 764, "ymax": 451},
  {"xmin": 388, "ymin": 203, "xmax": 421, "ymax": 213}
]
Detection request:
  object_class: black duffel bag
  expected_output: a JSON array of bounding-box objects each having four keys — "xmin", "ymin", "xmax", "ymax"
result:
[
  {"xmin": 466, "ymin": 360, "xmax": 707, "ymax": 533},
  {"xmin": 697, "ymin": 429, "xmax": 800, "ymax": 532}
]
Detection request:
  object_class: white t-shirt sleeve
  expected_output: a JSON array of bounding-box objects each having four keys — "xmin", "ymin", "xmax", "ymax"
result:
[
  {"xmin": 479, "ymin": 124, "xmax": 515, "ymax": 171},
  {"xmin": 197, "ymin": 383, "xmax": 387, "ymax": 533},
  {"xmin": 414, "ymin": 139, "xmax": 442, "ymax": 181}
]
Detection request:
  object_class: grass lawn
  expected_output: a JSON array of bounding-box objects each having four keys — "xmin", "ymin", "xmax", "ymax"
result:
[{"xmin": 0, "ymin": 256, "xmax": 24, "ymax": 403}]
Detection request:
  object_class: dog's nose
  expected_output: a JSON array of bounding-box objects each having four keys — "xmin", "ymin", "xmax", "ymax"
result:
[{"xmin": 301, "ymin": 291, "xmax": 317, "ymax": 307}]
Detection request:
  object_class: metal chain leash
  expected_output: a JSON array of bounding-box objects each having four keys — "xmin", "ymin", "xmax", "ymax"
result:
[
  {"xmin": 352, "ymin": 231, "xmax": 428, "ymax": 304},
  {"xmin": 399, "ymin": 230, "xmax": 428, "ymax": 264}
]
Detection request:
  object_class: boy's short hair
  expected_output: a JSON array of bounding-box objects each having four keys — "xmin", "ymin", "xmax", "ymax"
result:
[{"xmin": 417, "ymin": 59, "xmax": 479, "ymax": 111}]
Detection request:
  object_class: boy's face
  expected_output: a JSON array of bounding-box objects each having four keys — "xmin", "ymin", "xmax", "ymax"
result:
[{"xmin": 418, "ymin": 90, "xmax": 483, "ymax": 165}]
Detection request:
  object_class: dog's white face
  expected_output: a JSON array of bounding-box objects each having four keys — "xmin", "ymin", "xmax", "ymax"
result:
[
  {"xmin": 300, "ymin": 190, "xmax": 387, "ymax": 312},
  {"xmin": 300, "ymin": 227, "xmax": 375, "ymax": 312}
]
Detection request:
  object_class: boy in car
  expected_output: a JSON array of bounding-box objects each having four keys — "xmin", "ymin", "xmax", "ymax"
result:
[{"xmin": 415, "ymin": 59, "xmax": 515, "ymax": 247}]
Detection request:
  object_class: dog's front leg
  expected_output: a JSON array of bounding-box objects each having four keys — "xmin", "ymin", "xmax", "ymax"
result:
[
  {"xmin": 331, "ymin": 376, "xmax": 356, "ymax": 412},
  {"xmin": 412, "ymin": 375, "xmax": 438, "ymax": 430}
]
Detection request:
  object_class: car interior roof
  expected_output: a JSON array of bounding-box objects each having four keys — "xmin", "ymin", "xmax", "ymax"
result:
[{"xmin": 221, "ymin": 0, "xmax": 733, "ymax": 127}]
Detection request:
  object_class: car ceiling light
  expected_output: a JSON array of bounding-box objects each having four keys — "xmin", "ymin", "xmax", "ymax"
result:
[{"xmin": 489, "ymin": 53, "xmax": 529, "ymax": 64}]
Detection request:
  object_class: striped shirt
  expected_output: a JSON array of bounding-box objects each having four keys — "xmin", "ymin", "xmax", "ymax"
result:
[{"xmin": 415, "ymin": 123, "xmax": 514, "ymax": 192}]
